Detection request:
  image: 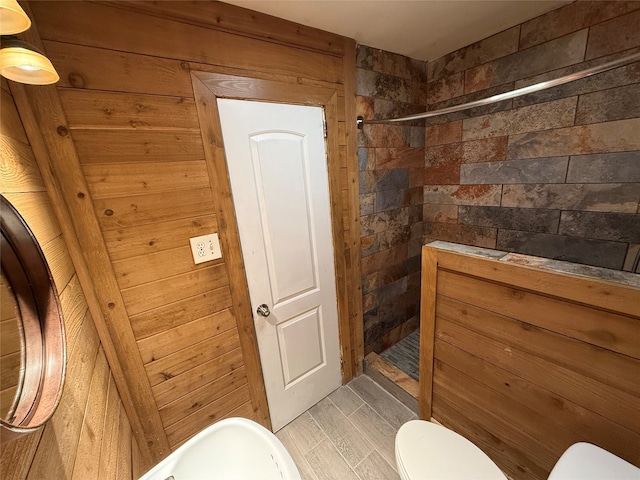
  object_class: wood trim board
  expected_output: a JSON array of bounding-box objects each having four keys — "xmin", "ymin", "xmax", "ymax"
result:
[{"xmin": 191, "ymin": 70, "xmax": 357, "ymax": 408}]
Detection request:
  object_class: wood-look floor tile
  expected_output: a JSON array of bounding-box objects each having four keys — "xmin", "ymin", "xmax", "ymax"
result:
[
  {"xmin": 309, "ymin": 397, "xmax": 373, "ymax": 467},
  {"xmin": 278, "ymin": 411, "xmax": 326, "ymax": 454},
  {"xmin": 329, "ymin": 385, "xmax": 364, "ymax": 416},
  {"xmin": 349, "ymin": 375, "xmax": 417, "ymax": 430},
  {"xmin": 305, "ymin": 439, "xmax": 361, "ymax": 480},
  {"xmin": 276, "ymin": 428, "xmax": 319, "ymax": 480},
  {"xmin": 355, "ymin": 450, "xmax": 400, "ymax": 480},
  {"xmin": 349, "ymin": 404, "xmax": 398, "ymax": 468}
]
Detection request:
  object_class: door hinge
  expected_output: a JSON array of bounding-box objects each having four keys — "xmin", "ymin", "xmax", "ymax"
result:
[{"xmin": 322, "ymin": 114, "xmax": 327, "ymax": 138}]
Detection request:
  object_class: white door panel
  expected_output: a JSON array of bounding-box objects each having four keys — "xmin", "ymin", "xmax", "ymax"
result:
[{"xmin": 217, "ymin": 99, "xmax": 342, "ymax": 431}]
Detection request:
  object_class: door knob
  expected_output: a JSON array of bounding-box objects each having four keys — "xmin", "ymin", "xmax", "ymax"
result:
[{"xmin": 256, "ymin": 304, "xmax": 270, "ymax": 317}]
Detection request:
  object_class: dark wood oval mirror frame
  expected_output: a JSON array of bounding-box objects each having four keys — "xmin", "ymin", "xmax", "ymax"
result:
[{"xmin": 1, "ymin": 194, "xmax": 66, "ymax": 444}]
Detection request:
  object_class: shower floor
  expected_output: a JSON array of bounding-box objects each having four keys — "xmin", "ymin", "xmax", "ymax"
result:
[{"xmin": 379, "ymin": 329, "xmax": 420, "ymax": 381}]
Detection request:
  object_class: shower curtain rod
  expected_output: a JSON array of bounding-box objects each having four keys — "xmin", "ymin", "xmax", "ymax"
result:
[{"xmin": 356, "ymin": 50, "xmax": 640, "ymax": 128}]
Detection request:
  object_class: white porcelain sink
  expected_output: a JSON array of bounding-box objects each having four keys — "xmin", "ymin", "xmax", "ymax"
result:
[{"xmin": 139, "ymin": 417, "xmax": 301, "ymax": 480}]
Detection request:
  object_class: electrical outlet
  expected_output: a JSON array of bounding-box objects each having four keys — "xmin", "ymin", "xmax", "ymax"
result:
[{"xmin": 189, "ymin": 233, "xmax": 222, "ymax": 264}]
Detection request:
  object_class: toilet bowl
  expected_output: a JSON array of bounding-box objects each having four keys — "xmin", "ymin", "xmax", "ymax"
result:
[
  {"xmin": 395, "ymin": 420, "xmax": 507, "ymax": 480},
  {"xmin": 547, "ymin": 442, "xmax": 640, "ymax": 480},
  {"xmin": 396, "ymin": 420, "xmax": 640, "ymax": 480}
]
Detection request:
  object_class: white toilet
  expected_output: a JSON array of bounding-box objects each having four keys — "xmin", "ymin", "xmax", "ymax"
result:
[
  {"xmin": 395, "ymin": 420, "xmax": 640, "ymax": 480},
  {"xmin": 395, "ymin": 420, "xmax": 507, "ymax": 480}
]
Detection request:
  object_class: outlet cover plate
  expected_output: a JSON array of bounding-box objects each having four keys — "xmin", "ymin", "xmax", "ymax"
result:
[{"xmin": 189, "ymin": 233, "xmax": 222, "ymax": 264}]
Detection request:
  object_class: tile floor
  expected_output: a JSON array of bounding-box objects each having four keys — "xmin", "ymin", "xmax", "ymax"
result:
[
  {"xmin": 379, "ymin": 329, "xmax": 420, "ymax": 381},
  {"xmin": 276, "ymin": 374, "xmax": 418, "ymax": 480}
]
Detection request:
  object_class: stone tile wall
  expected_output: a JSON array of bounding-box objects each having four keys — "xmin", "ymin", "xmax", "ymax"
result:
[
  {"xmin": 356, "ymin": 46, "xmax": 427, "ymax": 353},
  {"xmin": 358, "ymin": 1, "xmax": 640, "ymax": 353},
  {"xmin": 423, "ymin": 1, "xmax": 640, "ymax": 272}
]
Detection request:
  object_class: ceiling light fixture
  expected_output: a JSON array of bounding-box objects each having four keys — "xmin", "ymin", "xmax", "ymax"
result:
[
  {"xmin": 0, "ymin": 35, "xmax": 59, "ymax": 84},
  {"xmin": 0, "ymin": 0, "xmax": 30, "ymax": 35},
  {"xmin": 0, "ymin": 0, "xmax": 58, "ymax": 85}
]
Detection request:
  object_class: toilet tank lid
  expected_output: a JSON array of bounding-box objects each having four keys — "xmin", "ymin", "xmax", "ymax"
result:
[
  {"xmin": 395, "ymin": 421, "xmax": 507, "ymax": 480},
  {"xmin": 548, "ymin": 443, "xmax": 640, "ymax": 480}
]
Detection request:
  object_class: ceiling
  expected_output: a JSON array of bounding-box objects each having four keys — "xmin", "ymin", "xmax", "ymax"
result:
[{"xmin": 222, "ymin": 0, "xmax": 570, "ymax": 62}]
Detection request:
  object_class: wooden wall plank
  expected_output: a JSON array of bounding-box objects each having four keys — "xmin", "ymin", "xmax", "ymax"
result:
[
  {"xmin": 1, "ymin": 89, "xmax": 29, "ymax": 144},
  {"xmin": 25, "ymin": 317, "xmax": 100, "ymax": 479},
  {"xmin": 116, "ymin": 403, "xmax": 133, "ymax": 480},
  {"xmin": 194, "ymin": 71, "xmax": 336, "ymax": 106},
  {"xmin": 436, "ymin": 317, "xmax": 640, "ymax": 433},
  {"xmin": 159, "ymin": 366, "xmax": 248, "ymax": 428},
  {"xmin": 152, "ymin": 347, "xmax": 245, "ymax": 408},
  {"xmin": 71, "ymin": 348, "xmax": 110, "ymax": 480},
  {"xmin": 0, "ymin": 429, "xmax": 43, "ymax": 480},
  {"xmin": 436, "ymin": 250, "xmax": 640, "ymax": 318},
  {"xmin": 145, "ymin": 327, "xmax": 240, "ymax": 386},
  {"xmin": 58, "ymin": 276, "xmax": 88, "ymax": 353},
  {"xmin": 0, "ymin": 135, "xmax": 44, "ymax": 193},
  {"xmin": 97, "ymin": 375, "xmax": 121, "ymax": 480},
  {"xmin": 131, "ymin": 437, "xmax": 143, "ymax": 479},
  {"xmin": 93, "ymin": 188, "xmax": 214, "ymax": 231},
  {"xmin": 103, "ymin": 0, "xmax": 346, "ymax": 56},
  {"xmin": 44, "ymin": 40, "xmax": 193, "ymax": 97},
  {"xmin": 59, "ymin": 90, "xmax": 199, "ymax": 131},
  {"xmin": 2, "ymin": 193, "xmax": 61, "ymax": 245},
  {"xmin": 130, "ymin": 286, "xmax": 233, "ymax": 340},
  {"xmin": 433, "ymin": 393, "xmax": 545, "ymax": 480},
  {"xmin": 102, "ymin": 215, "xmax": 217, "ymax": 261},
  {"xmin": 72, "ymin": 130, "xmax": 205, "ymax": 165},
  {"xmin": 113, "ymin": 246, "xmax": 218, "ymax": 290},
  {"xmin": 169, "ymin": 406, "xmax": 257, "ymax": 450},
  {"xmin": 120, "ymin": 262, "xmax": 229, "ymax": 316},
  {"xmin": 0, "ymin": 319, "xmax": 21, "ymax": 356},
  {"xmin": 438, "ymin": 269, "xmax": 640, "ymax": 359},
  {"xmin": 83, "ymin": 160, "xmax": 210, "ymax": 199},
  {"xmin": 137, "ymin": 308, "xmax": 236, "ymax": 364},
  {"xmin": 41, "ymin": 235, "xmax": 75, "ymax": 294},
  {"xmin": 436, "ymin": 340, "xmax": 640, "ymax": 465},
  {"xmin": 434, "ymin": 362, "xmax": 577, "ymax": 471},
  {"xmin": 32, "ymin": 2, "xmax": 343, "ymax": 84},
  {"xmin": 0, "ymin": 386, "xmax": 19, "ymax": 417},
  {"xmin": 165, "ymin": 384, "xmax": 251, "ymax": 447},
  {"xmin": 437, "ymin": 294, "xmax": 640, "ymax": 397},
  {"xmin": 0, "ymin": 353, "xmax": 21, "ymax": 392}
]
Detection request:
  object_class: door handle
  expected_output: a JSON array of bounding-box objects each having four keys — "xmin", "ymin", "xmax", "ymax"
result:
[{"xmin": 256, "ymin": 304, "xmax": 270, "ymax": 317}]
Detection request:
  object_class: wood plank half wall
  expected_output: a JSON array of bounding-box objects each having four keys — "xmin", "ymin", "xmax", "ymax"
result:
[
  {"xmin": 22, "ymin": 0, "xmax": 362, "ymax": 461},
  {"xmin": 419, "ymin": 243, "xmax": 640, "ymax": 480}
]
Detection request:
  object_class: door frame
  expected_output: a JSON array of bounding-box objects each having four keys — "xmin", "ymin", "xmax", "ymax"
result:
[{"xmin": 191, "ymin": 71, "xmax": 355, "ymax": 430}]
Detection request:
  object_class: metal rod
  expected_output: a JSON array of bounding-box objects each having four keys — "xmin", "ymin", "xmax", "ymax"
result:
[{"xmin": 356, "ymin": 50, "xmax": 640, "ymax": 128}]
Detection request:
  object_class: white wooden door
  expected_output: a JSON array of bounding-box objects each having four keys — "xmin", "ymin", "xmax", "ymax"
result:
[{"xmin": 217, "ymin": 99, "xmax": 342, "ymax": 431}]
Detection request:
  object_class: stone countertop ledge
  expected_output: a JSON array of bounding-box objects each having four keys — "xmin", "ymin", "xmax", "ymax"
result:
[{"xmin": 425, "ymin": 241, "xmax": 640, "ymax": 289}]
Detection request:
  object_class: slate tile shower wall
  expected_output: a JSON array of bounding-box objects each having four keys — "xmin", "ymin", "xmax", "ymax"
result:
[
  {"xmin": 357, "ymin": 1, "xmax": 640, "ymax": 353},
  {"xmin": 356, "ymin": 47, "xmax": 428, "ymax": 353},
  {"xmin": 423, "ymin": 1, "xmax": 640, "ymax": 272}
]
